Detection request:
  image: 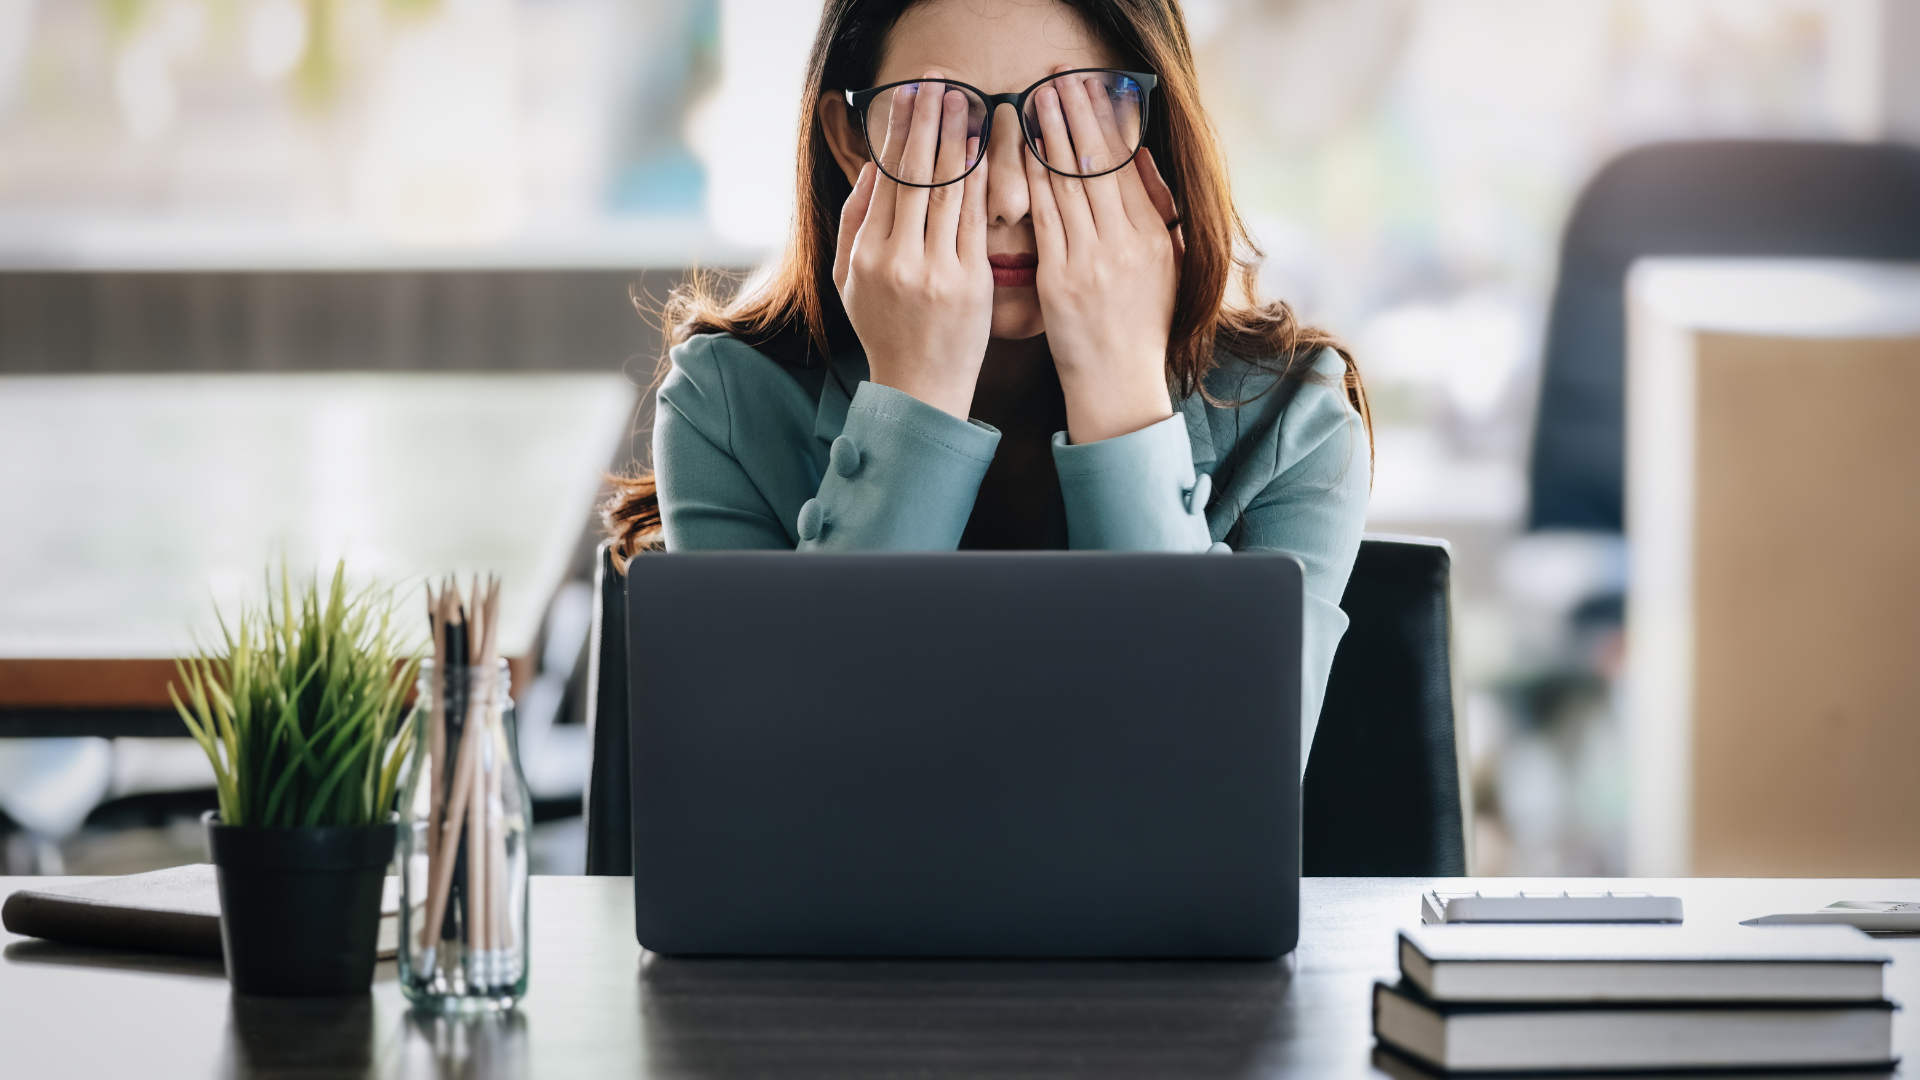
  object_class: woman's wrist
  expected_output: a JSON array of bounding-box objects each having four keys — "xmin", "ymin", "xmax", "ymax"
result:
[
  {"xmin": 869, "ymin": 363, "xmax": 982, "ymax": 422},
  {"xmin": 1057, "ymin": 357, "xmax": 1174, "ymax": 445}
]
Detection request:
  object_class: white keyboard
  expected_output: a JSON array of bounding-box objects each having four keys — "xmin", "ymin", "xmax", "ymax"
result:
[{"xmin": 1421, "ymin": 890, "xmax": 1685, "ymax": 924}]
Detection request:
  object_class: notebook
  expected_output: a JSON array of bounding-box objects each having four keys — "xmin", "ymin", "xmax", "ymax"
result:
[
  {"xmin": 1373, "ymin": 980, "xmax": 1895, "ymax": 1074},
  {"xmin": 1370, "ymin": 1043, "xmax": 1897, "ymax": 1080},
  {"xmin": 2, "ymin": 864, "xmax": 401, "ymax": 959},
  {"xmin": 1399, "ymin": 924, "xmax": 1891, "ymax": 1003}
]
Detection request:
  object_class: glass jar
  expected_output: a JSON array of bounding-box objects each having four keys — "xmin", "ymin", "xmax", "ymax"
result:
[{"xmin": 397, "ymin": 658, "xmax": 530, "ymax": 1012}]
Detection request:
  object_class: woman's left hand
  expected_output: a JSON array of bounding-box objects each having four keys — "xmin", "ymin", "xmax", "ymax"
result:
[{"xmin": 1025, "ymin": 66, "xmax": 1185, "ymax": 445}]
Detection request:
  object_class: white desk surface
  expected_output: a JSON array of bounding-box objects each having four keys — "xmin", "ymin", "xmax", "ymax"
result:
[
  {"xmin": 4, "ymin": 876, "xmax": 1918, "ymax": 1079},
  {"xmin": 0, "ymin": 373, "xmax": 636, "ymax": 662}
]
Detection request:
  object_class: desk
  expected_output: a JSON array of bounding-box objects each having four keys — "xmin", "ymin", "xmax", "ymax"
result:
[
  {"xmin": 0, "ymin": 373, "xmax": 636, "ymax": 736},
  {"xmin": 4, "ymin": 876, "xmax": 1918, "ymax": 1078}
]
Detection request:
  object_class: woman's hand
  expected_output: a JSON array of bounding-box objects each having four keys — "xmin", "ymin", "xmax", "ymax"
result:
[
  {"xmin": 832, "ymin": 72, "xmax": 993, "ymax": 421},
  {"xmin": 1025, "ymin": 67, "xmax": 1184, "ymax": 445}
]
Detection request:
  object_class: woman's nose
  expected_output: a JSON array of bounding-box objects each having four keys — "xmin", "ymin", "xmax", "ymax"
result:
[{"xmin": 983, "ymin": 103, "xmax": 1029, "ymax": 227}]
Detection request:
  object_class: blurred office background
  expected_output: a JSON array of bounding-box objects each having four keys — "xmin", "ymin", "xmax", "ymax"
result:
[{"xmin": 1, "ymin": 0, "xmax": 1916, "ymax": 876}]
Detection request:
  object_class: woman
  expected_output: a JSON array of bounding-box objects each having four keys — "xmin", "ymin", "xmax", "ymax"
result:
[{"xmin": 605, "ymin": 0, "xmax": 1371, "ymax": 757}]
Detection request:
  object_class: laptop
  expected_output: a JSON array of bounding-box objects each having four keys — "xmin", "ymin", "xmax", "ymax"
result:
[{"xmin": 625, "ymin": 551, "xmax": 1302, "ymax": 958}]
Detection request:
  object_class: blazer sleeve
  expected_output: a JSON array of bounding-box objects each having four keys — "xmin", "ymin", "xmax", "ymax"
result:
[
  {"xmin": 1232, "ymin": 349, "xmax": 1371, "ymax": 770},
  {"xmin": 1049, "ymin": 413, "xmax": 1218, "ymax": 552},
  {"xmin": 654, "ymin": 335, "xmax": 794, "ymax": 550},
  {"xmin": 655, "ymin": 335, "xmax": 1002, "ymax": 551},
  {"xmin": 796, "ymin": 381, "xmax": 1002, "ymax": 551}
]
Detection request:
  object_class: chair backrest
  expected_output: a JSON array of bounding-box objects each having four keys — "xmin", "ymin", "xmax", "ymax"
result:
[
  {"xmin": 1530, "ymin": 139, "xmax": 1920, "ymax": 531},
  {"xmin": 586, "ymin": 537, "xmax": 1468, "ymax": 877},
  {"xmin": 1303, "ymin": 535, "xmax": 1466, "ymax": 876},
  {"xmin": 583, "ymin": 542, "xmax": 634, "ymax": 875}
]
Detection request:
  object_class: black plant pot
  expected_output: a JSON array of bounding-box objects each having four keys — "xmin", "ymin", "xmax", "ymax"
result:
[{"xmin": 205, "ymin": 813, "xmax": 396, "ymax": 996}]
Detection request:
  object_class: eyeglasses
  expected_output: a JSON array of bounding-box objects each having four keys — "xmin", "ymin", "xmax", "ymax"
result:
[{"xmin": 844, "ymin": 68, "xmax": 1158, "ymax": 188}]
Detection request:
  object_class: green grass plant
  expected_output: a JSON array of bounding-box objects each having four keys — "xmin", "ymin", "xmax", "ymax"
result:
[{"xmin": 171, "ymin": 562, "xmax": 422, "ymax": 829}]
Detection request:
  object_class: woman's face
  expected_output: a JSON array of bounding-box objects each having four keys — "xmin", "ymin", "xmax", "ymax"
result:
[{"xmin": 822, "ymin": 0, "xmax": 1123, "ymax": 342}]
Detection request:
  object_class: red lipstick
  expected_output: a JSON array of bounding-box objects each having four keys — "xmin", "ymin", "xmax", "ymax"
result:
[{"xmin": 988, "ymin": 252, "xmax": 1037, "ymax": 289}]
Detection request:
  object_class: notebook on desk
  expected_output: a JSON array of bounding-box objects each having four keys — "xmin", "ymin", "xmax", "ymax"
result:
[
  {"xmin": 624, "ymin": 552, "xmax": 1304, "ymax": 958},
  {"xmin": 2, "ymin": 864, "xmax": 402, "ymax": 959}
]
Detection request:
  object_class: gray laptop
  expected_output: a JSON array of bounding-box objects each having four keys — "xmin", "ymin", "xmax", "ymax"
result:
[{"xmin": 625, "ymin": 551, "xmax": 1302, "ymax": 958}]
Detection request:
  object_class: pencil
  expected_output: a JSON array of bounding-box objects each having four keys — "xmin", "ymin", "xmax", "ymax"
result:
[
  {"xmin": 422, "ymin": 579, "xmax": 478, "ymax": 956},
  {"xmin": 478, "ymin": 581, "xmax": 501, "ymax": 960},
  {"xmin": 426, "ymin": 587, "xmax": 448, "ymax": 872},
  {"xmin": 421, "ymin": 681, "xmax": 480, "ymax": 955},
  {"xmin": 470, "ymin": 579, "xmax": 497, "ymax": 960},
  {"xmin": 489, "ymin": 706, "xmax": 511, "ymax": 954},
  {"xmin": 467, "ymin": 715, "xmax": 487, "ymax": 958}
]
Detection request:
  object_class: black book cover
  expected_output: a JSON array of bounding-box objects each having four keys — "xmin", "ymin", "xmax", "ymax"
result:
[
  {"xmin": 4, "ymin": 864, "xmax": 400, "ymax": 959},
  {"xmin": 3, "ymin": 864, "xmax": 223, "ymax": 957}
]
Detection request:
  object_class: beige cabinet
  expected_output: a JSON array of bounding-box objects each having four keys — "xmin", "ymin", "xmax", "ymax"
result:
[{"xmin": 1626, "ymin": 260, "xmax": 1920, "ymax": 876}]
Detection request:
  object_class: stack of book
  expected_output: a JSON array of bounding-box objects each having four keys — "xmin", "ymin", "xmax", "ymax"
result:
[{"xmin": 1373, "ymin": 924, "xmax": 1897, "ymax": 1075}]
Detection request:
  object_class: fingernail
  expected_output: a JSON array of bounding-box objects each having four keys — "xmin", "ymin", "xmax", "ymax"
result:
[{"xmin": 903, "ymin": 83, "xmax": 918, "ymax": 97}]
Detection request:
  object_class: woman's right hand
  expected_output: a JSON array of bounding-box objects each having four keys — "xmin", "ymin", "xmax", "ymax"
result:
[{"xmin": 831, "ymin": 72, "xmax": 993, "ymax": 421}]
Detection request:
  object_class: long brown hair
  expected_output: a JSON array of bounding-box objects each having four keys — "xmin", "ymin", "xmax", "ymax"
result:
[{"xmin": 606, "ymin": 0, "xmax": 1369, "ymax": 563}]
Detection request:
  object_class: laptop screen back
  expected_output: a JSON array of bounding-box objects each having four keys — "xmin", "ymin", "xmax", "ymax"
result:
[{"xmin": 627, "ymin": 551, "xmax": 1301, "ymax": 958}]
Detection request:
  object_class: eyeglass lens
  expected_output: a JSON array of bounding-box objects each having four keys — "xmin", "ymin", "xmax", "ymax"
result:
[
  {"xmin": 863, "ymin": 71, "xmax": 1146, "ymax": 187},
  {"xmin": 1023, "ymin": 72, "xmax": 1145, "ymax": 179},
  {"xmin": 864, "ymin": 82, "xmax": 989, "ymax": 188}
]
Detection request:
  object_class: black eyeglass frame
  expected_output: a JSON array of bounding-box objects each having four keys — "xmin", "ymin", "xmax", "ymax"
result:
[{"xmin": 844, "ymin": 68, "xmax": 1159, "ymax": 188}]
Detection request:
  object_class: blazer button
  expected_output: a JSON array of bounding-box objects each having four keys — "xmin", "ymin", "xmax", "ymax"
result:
[
  {"xmin": 830, "ymin": 436, "xmax": 862, "ymax": 477},
  {"xmin": 1208, "ymin": 541, "xmax": 1232, "ymax": 554},
  {"xmin": 1186, "ymin": 472, "xmax": 1212, "ymax": 515},
  {"xmin": 797, "ymin": 498, "xmax": 826, "ymax": 541}
]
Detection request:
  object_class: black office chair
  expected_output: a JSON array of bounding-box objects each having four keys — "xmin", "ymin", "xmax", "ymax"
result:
[
  {"xmin": 583, "ymin": 542, "xmax": 636, "ymax": 876},
  {"xmin": 1529, "ymin": 139, "xmax": 1920, "ymax": 531},
  {"xmin": 584, "ymin": 537, "xmax": 1466, "ymax": 877},
  {"xmin": 1303, "ymin": 535, "xmax": 1465, "ymax": 876}
]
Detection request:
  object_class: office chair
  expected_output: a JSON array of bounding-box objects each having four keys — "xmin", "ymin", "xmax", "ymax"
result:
[
  {"xmin": 583, "ymin": 542, "xmax": 635, "ymax": 877},
  {"xmin": 1302, "ymin": 535, "xmax": 1466, "ymax": 876},
  {"xmin": 1529, "ymin": 139, "xmax": 1920, "ymax": 531},
  {"xmin": 584, "ymin": 537, "xmax": 1467, "ymax": 877}
]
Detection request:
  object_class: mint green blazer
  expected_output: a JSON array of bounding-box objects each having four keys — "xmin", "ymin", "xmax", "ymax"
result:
[{"xmin": 652, "ymin": 332, "xmax": 1370, "ymax": 765}]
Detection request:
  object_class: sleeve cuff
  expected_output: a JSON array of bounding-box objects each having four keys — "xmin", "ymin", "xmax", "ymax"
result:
[
  {"xmin": 1299, "ymin": 593, "xmax": 1349, "ymax": 776},
  {"xmin": 797, "ymin": 381, "xmax": 1001, "ymax": 550},
  {"xmin": 1050, "ymin": 413, "xmax": 1215, "ymax": 552}
]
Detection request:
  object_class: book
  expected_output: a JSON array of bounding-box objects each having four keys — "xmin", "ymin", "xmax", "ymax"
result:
[
  {"xmin": 1741, "ymin": 901, "xmax": 1920, "ymax": 932},
  {"xmin": 1399, "ymin": 924, "xmax": 1890, "ymax": 1003},
  {"xmin": 2, "ymin": 864, "xmax": 401, "ymax": 959},
  {"xmin": 1373, "ymin": 980, "xmax": 1896, "ymax": 1074},
  {"xmin": 1370, "ymin": 1042, "xmax": 1897, "ymax": 1080}
]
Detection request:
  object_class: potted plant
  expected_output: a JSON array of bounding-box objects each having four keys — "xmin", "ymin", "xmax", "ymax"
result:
[{"xmin": 171, "ymin": 563, "xmax": 420, "ymax": 996}]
